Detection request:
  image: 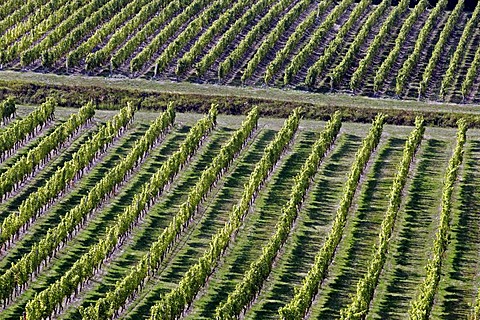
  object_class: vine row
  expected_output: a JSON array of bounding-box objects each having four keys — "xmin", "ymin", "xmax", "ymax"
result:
[
  {"xmin": 0, "ymin": 98, "xmax": 73, "ymax": 200},
  {"xmin": 263, "ymin": 0, "xmax": 330, "ymax": 84},
  {"xmin": 85, "ymin": 0, "xmax": 170, "ymax": 70},
  {"xmin": 305, "ymin": 0, "xmax": 373, "ymax": 87},
  {"xmin": 278, "ymin": 113, "xmax": 385, "ymax": 319},
  {"xmin": 153, "ymin": 0, "xmax": 231, "ymax": 75},
  {"xmin": 20, "ymin": 0, "xmax": 110, "ymax": 66},
  {"xmin": 215, "ymin": 111, "xmax": 342, "ymax": 318},
  {"xmin": 148, "ymin": 108, "xmax": 301, "ymax": 319},
  {"xmin": 440, "ymin": 1, "xmax": 480, "ymax": 97},
  {"xmin": 241, "ymin": 0, "xmax": 313, "ymax": 82},
  {"xmin": 23, "ymin": 105, "xmax": 217, "ymax": 320},
  {"xmin": 373, "ymin": 0, "xmax": 427, "ymax": 93},
  {"xmin": 330, "ymin": 0, "xmax": 391, "ymax": 88},
  {"xmin": 339, "ymin": 116, "xmax": 425, "ymax": 320},
  {"xmin": 0, "ymin": 104, "xmax": 174, "ymax": 308},
  {"xmin": 0, "ymin": 97, "xmax": 15, "ymax": 124},
  {"xmin": 395, "ymin": 0, "xmax": 448, "ymax": 95},
  {"xmin": 350, "ymin": 0, "xmax": 409, "ymax": 90},
  {"xmin": 1, "ymin": 98, "xmax": 52, "ymax": 160},
  {"xmin": 195, "ymin": 0, "xmax": 276, "ymax": 76},
  {"xmin": 408, "ymin": 119, "xmax": 467, "ymax": 320},
  {"xmin": 419, "ymin": 0, "xmax": 463, "ymax": 96},
  {"xmin": 129, "ymin": 0, "xmax": 211, "ymax": 73},
  {"xmin": 81, "ymin": 106, "xmax": 259, "ymax": 319},
  {"xmin": 0, "ymin": 103, "xmax": 133, "ymax": 250},
  {"xmin": 0, "ymin": 0, "xmax": 84, "ymax": 64},
  {"xmin": 217, "ymin": 0, "xmax": 295, "ymax": 79},
  {"xmin": 42, "ymin": 0, "xmax": 131, "ymax": 67},
  {"xmin": 284, "ymin": 0, "xmax": 354, "ymax": 85},
  {"xmin": 66, "ymin": 0, "xmax": 152, "ymax": 68},
  {"xmin": 461, "ymin": 41, "xmax": 480, "ymax": 99},
  {"xmin": 176, "ymin": 0, "xmax": 252, "ymax": 75}
]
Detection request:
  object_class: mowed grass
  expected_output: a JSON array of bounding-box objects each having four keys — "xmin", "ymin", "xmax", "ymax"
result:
[{"xmin": 1, "ymin": 106, "xmax": 479, "ymax": 319}]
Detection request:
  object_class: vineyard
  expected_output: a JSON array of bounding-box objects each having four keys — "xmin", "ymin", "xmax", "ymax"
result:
[
  {"xmin": 2, "ymin": 0, "xmax": 480, "ymax": 103},
  {"xmin": 0, "ymin": 99, "xmax": 477, "ymax": 320}
]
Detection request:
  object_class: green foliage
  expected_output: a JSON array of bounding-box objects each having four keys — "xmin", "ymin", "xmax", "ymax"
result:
[
  {"xmin": 306, "ymin": 0, "xmax": 373, "ymax": 87},
  {"xmin": 66, "ymin": 0, "xmax": 152, "ymax": 68},
  {"xmin": 24, "ymin": 104, "xmax": 215, "ymax": 320},
  {"xmin": 461, "ymin": 44, "xmax": 480, "ymax": 99},
  {"xmin": 0, "ymin": 0, "xmax": 70, "ymax": 63},
  {"xmin": 373, "ymin": 0, "xmax": 427, "ymax": 93},
  {"xmin": 195, "ymin": 0, "xmax": 277, "ymax": 76},
  {"xmin": 154, "ymin": 0, "xmax": 231, "ymax": 75},
  {"xmin": 396, "ymin": 0, "xmax": 448, "ymax": 95},
  {"xmin": 350, "ymin": 0, "xmax": 409, "ymax": 90},
  {"xmin": 129, "ymin": 0, "xmax": 209, "ymax": 73},
  {"xmin": 0, "ymin": 98, "xmax": 93, "ymax": 199},
  {"xmin": 0, "ymin": 97, "xmax": 15, "ymax": 122},
  {"xmin": 330, "ymin": 0, "xmax": 391, "ymax": 88},
  {"xmin": 80, "ymin": 106, "xmax": 258, "ymax": 319},
  {"xmin": 0, "ymin": 103, "xmax": 133, "ymax": 249},
  {"xmin": 215, "ymin": 111, "xmax": 341, "ymax": 319},
  {"xmin": 264, "ymin": 1, "xmax": 324, "ymax": 84},
  {"xmin": 284, "ymin": 0, "xmax": 353, "ymax": 85},
  {"xmin": 0, "ymin": 0, "xmax": 50, "ymax": 39},
  {"xmin": 278, "ymin": 113, "xmax": 385, "ymax": 319},
  {"xmin": 217, "ymin": 0, "xmax": 294, "ymax": 79},
  {"xmin": 419, "ymin": 0, "xmax": 464, "ymax": 96},
  {"xmin": 20, "ymin": 0, "xmax": 111, "ymax": 66},
  {"xmin": 148, "ymin": 108, "xmax": 300, "ymax": 319},
  {"xmin": 408, "ymin": 119, "xmax": 467, "ymax": 320},
  {"xmin": 0, "ymin": 104, "xmax": 174, "ymax": 312},
  {"xmin": 440, "ymin": 1, "xmax": 480, "ymax": 97},
  {"xmin": 177, "ymin": 0, "xmax": 254, "ymax": 75},
  {"xmin": 340, "ymin": 116, "xmax": 425, "ymax": 319},
  {"xmin": 242, "ymin": 0, "xmax": 313, "ymax": 82},
  {"xmin": 0, "ymin": 97, "xmax": 46, "ymax": 153},
  {"xmin": 84, "ymin": 0, "xmax": 170, "ymax": 70}
]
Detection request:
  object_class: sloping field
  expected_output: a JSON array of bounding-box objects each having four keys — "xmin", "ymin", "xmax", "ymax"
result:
[
  {"xmin": 0, "ymin": 101, "xmax": 479, "ymax": 320},
  {"xmin": 1, "ymin": 0, "xmax": 480, "ymax": 104}
]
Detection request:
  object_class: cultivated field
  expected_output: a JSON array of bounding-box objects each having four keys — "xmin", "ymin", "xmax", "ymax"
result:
[
  {"xmin": 0, "ymin": 101, "xmax": 479, "ymax": 320},
  {"xmin": 1, "ymin": 0, "xmax": 480, "ymax": 103}
]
